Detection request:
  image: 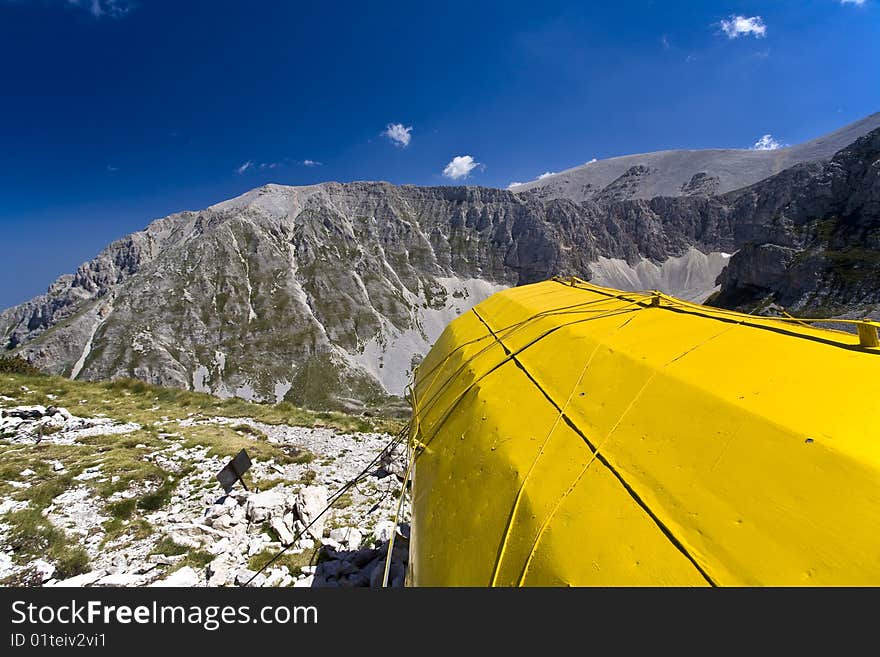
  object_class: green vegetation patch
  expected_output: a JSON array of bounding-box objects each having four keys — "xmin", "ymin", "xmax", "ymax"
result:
[
  {"xmin": 3, "ymin": 508, "xmax": 90, "ymax": 579},
  {"xmin": 247, "ymin": 545, "xmax": 320, "ymax": 578},
  {"xmin": 0, "ymin": 356, "xmax": 43, "ymax": 376},
  {"xmin": 0, "ymin": 371, "xmax": 405, "ymax": 434}
]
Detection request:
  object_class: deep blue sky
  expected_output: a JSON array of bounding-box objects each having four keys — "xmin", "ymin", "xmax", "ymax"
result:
[{"xmin": 1, "ymin": 0, "xmax": 878, "ymax": 309}]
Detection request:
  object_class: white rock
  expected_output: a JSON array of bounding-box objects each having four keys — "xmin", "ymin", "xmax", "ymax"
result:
[
  {"xmin": 270, "ymin": 517, "xmax": 295, "ymax": 546},
  {"xmin": 211, "ymin": 515, "xmax": 235, "ymax": 531},
  {"xmin": 32, "ymin": 559, "xmax": 56, "ymax": 582},
  {"xmin": 206, "ymin": 503, "xmax": 231, "ymax": 521},
  {"xmin": 0, "ymin": 416, "xmax": 23, "ymax": 431},
  {"xmin": 245, "ymin": 489, "xmax": 288, "ymax": 523},
  {"xmin": 295, "ymin": 486, "xmax": 328, "ymax": 539},
  {"xmin": 235, "ymin": 569, "xmax": 266, "ymax": 587},
  {"xmin": 0, "ymin": 499, "xmax": 28, "ymax": 514},
  {"xmin": 149, "ymin": 566, "xmax": 200, "ymax": 587},
  {"xmin": 52, "ymin": 461, "xmax": 65, "ymax": 472},
  {"xmin": 347, "ymin": 529, "xmax": 363, "ymax": 551},
  {"xmin": 263, "ymin": 566, "xmax": 291, "ymax": 587},
  {"xmin": 46, "ymin": 570, "xmax": 107, "ymax": 588},
  {"xmin": 372, "ymin": 520, "xmax": 396, "ymax": 544},
  {"xmin": 168, "ymin": 533, "xmax": 203, "ymax": 550},
  {"xmin": 94, "ymin": 573, "xmax": 144, "ymax": 587},
  {"xmin": 74, "ymin": 469, "xmax": 103, "ymax": 482},
  {"xmin": 148, "ymin": 554, "xmax": 184, "ymax": 566},
  {"xmin": 229, "ymin": 506, "xmax": 246, "ymax": 524},
  {"xmin": 207, "ymin": 555, "xmax": 237, "ymax": 587},
  {"xmin": 329, "ymin": 527, "xmax": 363, "ymax": 550},
  {"xmin": 109, "ymin": 554, "xmax": 128, "ymax": 574},
  {"xmin": 321, "ymin": 538, "xmax": 342, "ymax": 551},
  {"xmin": 247, "ymin": 537, "xmax": 266, "ymax": 557},
  {"xmin": 293, "ymin": 575, "xmax": 314, "ymax": 588},
  {"xmin": 19, "ymin": 468, "xmax": 35, "ymax": 477},
  {"xmin": 0, "ymin": 552, "xmax": 14, "ymax": 579}
]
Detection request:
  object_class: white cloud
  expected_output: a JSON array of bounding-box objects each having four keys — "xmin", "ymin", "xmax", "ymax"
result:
[
  {"xmin": 259, "ymin": 162, "xmax": 280, "ymax": 170},
  {"xmin": 383, "ymin": 123, "xmax": 413, "ymax": 147},
  {"xmin": 585, "ymin": 158, "xmax": 597, "ymax": 165},
  {"xmin": 106, "ymin": 165, "xmax": 119, "ymax": 172},
  {"xmin": 65, "ymin": 0, "xmax": 133, "ymax": 18},
  {"xmin": 719, "ymin": 15, "xmax": 767, "ymax": 39},
  {"xmin": 839, "ymin": 0, "xmax": 865, "ymax": 5},
  {"xmin": 507, "ymin": 182, "xmax": 524, "ymax": 189},
  {"xmin": 536, "ymin": 171, "xmax": 556, "ymax": 180},
  {"xmin": 235, "ymin": 161, "xmax": 254, "ymax": 175},
  {"xmin": 443, "ymin": 155, "xmax": 480, "ymax": 180},
  {"xmin": 302, "ymin": 159, "xmax": 322, "ymax": 167},
  {"xmin": 751, "ymin": 134, "xmax": 786, "ymax": 151},
  {"xmin": 661, "ymin": 34, "xmax": 670, "ymax": 50}
]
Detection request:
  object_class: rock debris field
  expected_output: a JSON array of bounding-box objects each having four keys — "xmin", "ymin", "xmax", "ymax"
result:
[{"xmin": 0, "ymin": 393, "xmax": 410, "ymax": 588}]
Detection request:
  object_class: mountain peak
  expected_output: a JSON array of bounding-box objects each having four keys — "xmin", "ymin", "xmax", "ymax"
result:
[{"xmin": 512, "ymin": 111, "xmax": 880, "ymax": 202}]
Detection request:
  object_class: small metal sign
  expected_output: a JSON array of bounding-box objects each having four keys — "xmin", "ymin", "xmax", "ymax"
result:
[{"xmin": 216, "ymin": 449, "xmax": 252, "ymax": 493}]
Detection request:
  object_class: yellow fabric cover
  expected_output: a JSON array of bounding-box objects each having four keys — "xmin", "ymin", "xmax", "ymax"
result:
[{"xmin": 408, "ymin": 279, "xmax": 880, "ymax": 586}]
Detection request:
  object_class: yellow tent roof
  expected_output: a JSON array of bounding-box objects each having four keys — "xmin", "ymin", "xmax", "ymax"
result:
[{"xmin": 408, "ymin": 278, "xmax": 880, "ymax": 586}]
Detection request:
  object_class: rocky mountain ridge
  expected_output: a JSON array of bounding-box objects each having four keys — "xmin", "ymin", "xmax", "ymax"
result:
[
  {"xmin": 3, "ymin": 123, "xmax": 879, "ymax": 411},
  {"xmin": 0, "ymin": 183, "xmax": 741, "ymax": 411},
  {"xmin": 511, "ymin": 111, "xmax": 880, "ymax": 202}
]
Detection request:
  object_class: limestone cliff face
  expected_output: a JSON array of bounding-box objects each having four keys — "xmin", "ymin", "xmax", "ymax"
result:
[
  {"xmin": 4, "ymin": 127, "xmax": 880, "ymax": 411},
  {"xmin": 1, "ymin": 179, "xmax": 744, "ymax": 411},
  {"xmin": 0, "ymin": 185, "xmax": 598, "ymax": 412},
  {"xmin": 711, "ymin": 128, "xmax": 880, "ymax": 318}
]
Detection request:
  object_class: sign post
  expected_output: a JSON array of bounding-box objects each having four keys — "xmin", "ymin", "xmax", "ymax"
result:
[{"xmin": 216, "ymin": 448, "xmax": 252, "ymax": 493}]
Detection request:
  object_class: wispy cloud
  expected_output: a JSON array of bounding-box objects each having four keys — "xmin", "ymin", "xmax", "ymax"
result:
[
  {"xmin": 838, "ymin": 0, "xmax": 865, "ymax": 5},
  {"xmin": 751, "ymin": 134, "xmax": 786, "ymax": 151},
  {"xmin": 661, "ymin": 34, "xmax": 670, "ymax": 50},
  {"xmin": 235, "ymin": 158, "xmax": 320, "ymax": 173},
  {"xmin": 64, "ymin": 0, "xmax": 134, "ymax": 18},
  {"xmin": 383, "ymin": 122, "xmax": 413, "ymax": 147},
  {"xmin": 443, "ymin": 155, "xmax": 481, "ymax": 180},
  {"xmin": 718, "ymin": 15, "xmax": 767, "ymax": 39},
  {"xmin": 106, "ymin": 164, "xmax": 119, "ymax": 172},
  {"xmin": 509, "ymin": 166, "xmax": 581, "ymax": 189}
]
